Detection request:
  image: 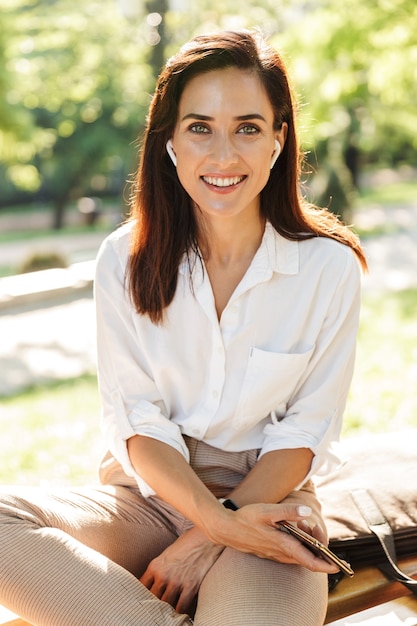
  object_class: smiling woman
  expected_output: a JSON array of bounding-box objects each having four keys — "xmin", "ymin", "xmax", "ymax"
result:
[{"xmin": 0, "ymin": 30, "xmax": 368, "ymax": 626}]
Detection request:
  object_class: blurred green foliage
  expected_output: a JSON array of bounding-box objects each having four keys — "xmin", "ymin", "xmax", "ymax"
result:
[
  {"xmin": 276, "ymin": 0, "xmax": 417, "ymax": 211},
  {"xmin": 0, "ymin": 0, "xmax": 156, "ymax": 225},
  {"xmin": 0, "ymin": 0, "xmax": 416, "ymax": 227}
]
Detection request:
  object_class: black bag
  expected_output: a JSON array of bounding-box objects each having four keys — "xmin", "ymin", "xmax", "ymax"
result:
[{"xmin": 314, "ymin": 429, "xmax": 417, "ymax": 593}]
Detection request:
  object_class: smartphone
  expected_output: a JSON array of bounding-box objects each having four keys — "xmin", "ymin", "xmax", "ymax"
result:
[{"xmin": 277, "ymin": 521, "xmax": 354, "ymax": 577}]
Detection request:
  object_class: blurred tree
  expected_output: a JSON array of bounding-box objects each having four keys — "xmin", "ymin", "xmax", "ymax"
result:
[
  {"xmin": 165, "ymin": 0, "xmax": 295, "ymax": 52},
  {"xmin": 145, "ymin": 0, "xmax": 168, "ymax": 77},
  {"xmin": 275, "ymin": 0, "xmax": 417, "ymax": 213},
  {"xmin": 0, "ymin": 0, "xmax": 155, "ymax": 227},
  {"xmin": 0, "ymin": 11, "xmax": 14, "ymax": 134},
  {"xmin": 0, "ymin": 3, "xmax": 37, "ymax": 186}
]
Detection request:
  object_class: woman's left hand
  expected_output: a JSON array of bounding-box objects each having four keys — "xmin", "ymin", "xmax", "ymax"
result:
[
  {"xmin": 206, "ymin": 502, "xmax": 340, "ymax": 574},
  {"xmin": 140, "ymin": 526, "xmax": 224, "ymax": 615}
]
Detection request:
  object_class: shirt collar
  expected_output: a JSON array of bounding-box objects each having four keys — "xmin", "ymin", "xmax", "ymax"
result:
[
  {"xmin": 259, "ymin": 222, "xmax": 299, "ymax": 276},
  {"xmin": 178, "ymin": 222, "xmax": 300, "ymax": 278}
]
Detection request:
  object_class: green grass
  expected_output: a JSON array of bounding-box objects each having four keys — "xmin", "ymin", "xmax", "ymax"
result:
[
  {"xmin": 0, "ymin": 264, "xmax": 16, "ymax": 278},
  {"xmin": 0, "ymin": 222, "xmax": 112, "ymax": 245},
  {"xmin": 0, "ymin": 375, "xmax": 102, "ymax": 486},
  {"xmin": 356, "ymin": 180, "xmax": 417, "ymax": 208},
  {"xmin": 1, "ymin": 289, "xmax": 416, "ymax": 486},
  {"xmin": 343, "ymin": 288, "xmax": 417, "ymax": 436}
]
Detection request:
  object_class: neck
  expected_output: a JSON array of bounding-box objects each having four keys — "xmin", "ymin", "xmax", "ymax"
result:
[{"xmin": 197, "ymin": 213, "xmax": 266, "ymax": 268}]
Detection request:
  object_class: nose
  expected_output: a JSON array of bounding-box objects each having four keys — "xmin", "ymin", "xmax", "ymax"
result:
[{"xmin": 209, "ymin": 134, "xmax": 238, "ymax": 167}]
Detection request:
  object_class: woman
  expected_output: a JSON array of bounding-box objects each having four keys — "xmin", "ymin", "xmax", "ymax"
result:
[{"xmin": 0, "ymin": 30, "xmax": 367, "ymax": 625}]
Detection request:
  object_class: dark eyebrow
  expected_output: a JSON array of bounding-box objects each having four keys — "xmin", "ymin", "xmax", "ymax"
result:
[
  {"xmin": 180, "ymin": 113, "xmax": 267, "ymax": 123},
  {"xmin": 180, "ymin": 114, "xmax": 213, "ymax": 122},
  {"xmin": 235, "ymin": 114, "xmax": 267, "ymax": 122}
]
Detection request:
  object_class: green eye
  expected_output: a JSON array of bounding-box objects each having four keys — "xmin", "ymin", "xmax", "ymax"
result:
[
  {"xmin": 238, "ymin": 125, "xmax": 259, "ymax": 134},
  {"xmin": 190, "ymin": 124, "xmax": 209, "ymax": 134}
]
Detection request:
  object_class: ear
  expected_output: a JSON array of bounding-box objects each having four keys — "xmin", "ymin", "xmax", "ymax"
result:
[
  {"xmin": 270, "ymin": 139, "xmax": 281, "ymax": 169},
  {"xmin": 166, "ymin": 139, "xmax": 177, "ymax": 166}
]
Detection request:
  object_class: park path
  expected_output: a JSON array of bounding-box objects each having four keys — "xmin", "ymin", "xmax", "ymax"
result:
[{"xmin": 355, "ymin": 203, "xmax": 417, "ymax": 292}]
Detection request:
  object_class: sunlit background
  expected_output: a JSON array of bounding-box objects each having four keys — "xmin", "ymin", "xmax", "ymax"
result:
[{"xmin": 0, "ymin": 0, "xmax": 416, "ymax": 486}]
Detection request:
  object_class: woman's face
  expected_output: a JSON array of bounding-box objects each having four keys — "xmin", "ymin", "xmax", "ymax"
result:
[{"xmin": 171, "ymin": 67, "xmax": 287, "ymax": 223}]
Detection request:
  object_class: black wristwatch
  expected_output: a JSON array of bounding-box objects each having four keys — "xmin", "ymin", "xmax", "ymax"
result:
[{"xmin": 219, "ymin": 498, "xmax": 240, "ymax": 511}]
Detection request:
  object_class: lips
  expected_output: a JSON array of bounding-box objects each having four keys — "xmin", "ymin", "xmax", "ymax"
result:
[{"xmin": 202, "ymin": 175, "xmax": 246, "ymax": 188}]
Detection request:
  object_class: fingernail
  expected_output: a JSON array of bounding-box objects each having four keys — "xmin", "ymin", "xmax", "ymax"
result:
[{"xmin": 297, "ymin": 505, "xmax": 312, "ymax": 516}]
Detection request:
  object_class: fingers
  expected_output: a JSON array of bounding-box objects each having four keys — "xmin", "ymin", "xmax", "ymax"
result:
[
  {"xmin": 276, "ymin": 529, "xmax": 340, "ymax": 573},
  {"xmin": 312, "ymin": 522, "xmax": 328, "ymax": 545},
  {"xmin": 144, "ymin": 577, "xmax": 196, "ymax": 615},
  {"xmin": 265, "ymin": 503, "xmax": 313, "ymax": 524},
  {"xmin": 265, "ymin": 503, "xmax": 328, "ymax": 547},
  {"xmin": 297, "ymin": 520, "xmax": 327, "ymax": 545},
  {"xmin": 140, "ymin": 572, "xmax": 163, "ymax": 598},
  {"xmin": 232, "ymin": 502, "xmax": 340, "ymax": 574},
  {"xmin": 174, "ymin": 587, "xmax": 197, "ymax": 616},
  {"xmin": 141, "ymin": 565, "xmax": 198, "ymax": 615},
  {"xmin": 160, "ymin": 584, "xmax": 181, "ymax": 610}
]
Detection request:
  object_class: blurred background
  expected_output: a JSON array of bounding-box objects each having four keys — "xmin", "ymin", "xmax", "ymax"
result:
[{"xmin": 0, "ymin": 0, "xmax": 416, "ymax": 486}]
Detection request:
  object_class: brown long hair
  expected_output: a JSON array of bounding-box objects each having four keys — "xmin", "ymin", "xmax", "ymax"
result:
[{"xmin": 128, "ymin": 30, "xmax": 367, "ymax": 323}]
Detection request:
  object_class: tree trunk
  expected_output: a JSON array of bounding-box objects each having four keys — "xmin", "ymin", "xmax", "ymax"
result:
[{"xmin": 52, "ymin": 195, "xmax": 68, "ymax": 229}]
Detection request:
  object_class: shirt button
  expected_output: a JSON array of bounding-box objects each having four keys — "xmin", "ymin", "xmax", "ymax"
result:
[
  {"xmin": 192, "ymin": 428, "xmax": 201, "ymax": 437},
  {"xmin": 212, "ymin": 390, "xmax": 219, "ymax": 399}
]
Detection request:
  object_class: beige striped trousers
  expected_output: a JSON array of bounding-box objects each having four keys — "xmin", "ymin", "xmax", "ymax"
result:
[{"xmin": 0, "ymin": 438, "xmax": 328, "ymax": 625}]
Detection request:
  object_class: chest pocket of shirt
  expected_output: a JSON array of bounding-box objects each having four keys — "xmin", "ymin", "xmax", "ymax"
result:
[{"xmin": 233, "ymin": 345, "xmax": 314, "ymax": 427}]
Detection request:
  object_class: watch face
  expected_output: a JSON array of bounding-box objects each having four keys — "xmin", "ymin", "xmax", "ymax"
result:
[{"xmin": 221, "ymin": 498, "xmax": 239, "ymax": 511}]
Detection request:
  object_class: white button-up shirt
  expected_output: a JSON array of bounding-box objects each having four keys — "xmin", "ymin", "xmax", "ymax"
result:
[{"xmin": 95, "ymin": 221, "xmax": 361, "ymax": 496}]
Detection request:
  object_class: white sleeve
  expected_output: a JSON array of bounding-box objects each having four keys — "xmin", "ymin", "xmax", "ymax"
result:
[
  {"xmin": 94, "ymin": 231, "xmax": 190, "ymax": 496},
  {"xmin": 260, "ymin": 249, "xmax": 362, "ymax": 483}
]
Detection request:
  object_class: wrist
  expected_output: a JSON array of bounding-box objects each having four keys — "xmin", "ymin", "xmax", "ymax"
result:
[{"xmin": 203, "ymin": 498, "xmax": 240, "ymax": 544}]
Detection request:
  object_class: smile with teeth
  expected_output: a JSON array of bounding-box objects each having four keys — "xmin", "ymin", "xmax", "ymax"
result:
[{"xmin": 202, "ymin": 175, "xmax": 245, "ymax": 188}]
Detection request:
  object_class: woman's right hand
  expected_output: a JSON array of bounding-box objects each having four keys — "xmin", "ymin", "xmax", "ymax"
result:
[
  {"xmin": 207, "ymin": 502, "xmax": 340, "ymax": 574},
  {"xmin": 140, "ymin": 526, "xmax": 224, "ymax": 615}
]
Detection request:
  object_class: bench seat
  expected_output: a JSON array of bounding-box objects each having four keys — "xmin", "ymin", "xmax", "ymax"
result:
[
  {"xmin": 325, "ymin": 554, "xmax": 417, "ymax": 623},
  {"xmin": 327, "ymin": 595, "xmax": 417, "ymax": 624}
]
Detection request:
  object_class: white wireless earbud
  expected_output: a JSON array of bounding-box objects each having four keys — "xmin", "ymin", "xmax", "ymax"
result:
[
  {"xmin": 270, "ymin": 140, "xmax": 281, "ymax": 169},
  {"xmin": 166, "ymin": 139, "xmax": 177, "ymax": 166}
]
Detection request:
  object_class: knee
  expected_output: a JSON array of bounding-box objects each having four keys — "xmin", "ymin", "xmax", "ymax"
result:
[{"xmin": 0, "ymin": 488, "xmax": 42, "ymax": 528}]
